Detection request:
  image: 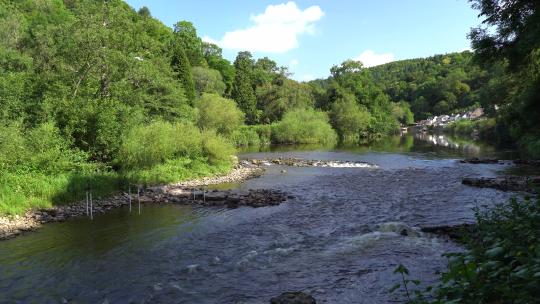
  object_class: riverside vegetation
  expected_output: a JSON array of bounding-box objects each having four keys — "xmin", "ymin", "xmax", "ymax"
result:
[
  {"xmin": 389, "ymin": 1, "xmax": 540, "ymax": 302},
  {"xmin": 1, "ymin": 0, "xmax": 540, "ymax": 301}
]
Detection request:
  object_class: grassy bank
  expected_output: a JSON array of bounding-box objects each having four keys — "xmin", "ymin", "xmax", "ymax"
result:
[
  {"xmin": 0, "ymin": 159, "xmax": 231, "ymax": 216},
  {"xmin": 0, "ymin": 121, "xmax": 234, "ymax": 216}
]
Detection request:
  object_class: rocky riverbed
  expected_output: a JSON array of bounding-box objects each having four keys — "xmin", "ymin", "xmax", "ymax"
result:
[
  {"xmin": 241, "ymin": 157, "xmax": 378, "ymax": 168},
  {"xmin": 0, "ymin": 163, "xmax": 271, "ymax": 240},
  {"xmin": 462, "ymin": 175, "xmax": 540, "ymax": 193}
]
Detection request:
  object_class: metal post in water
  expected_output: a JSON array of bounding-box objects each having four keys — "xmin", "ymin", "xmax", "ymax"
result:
[
  {"xmin": 137, "ymin": 186, "xmax": 141, "ymax": 215},
  {"xmin": 86, "ymin": 191, "xmax": 89, "ymax": 216},
  {"xmin": 193, "ymin": 187, "xmax": 196, "ymax": 202},
  {"xmin": 90, "ymin": 192, "xmax": 93, "ymax": 220},
  {"xmin": 128, "ymin": 185, "xmax": 132, "ymax": 213},
  {"xmin": 203, "ymin": 186, "xmax": 206, "ymax": 204}
]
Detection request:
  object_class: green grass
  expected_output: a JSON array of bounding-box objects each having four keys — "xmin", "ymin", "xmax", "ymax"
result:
[{"xmin": 0, "ymin": 157, "xmax": 233, "ymax": 216}]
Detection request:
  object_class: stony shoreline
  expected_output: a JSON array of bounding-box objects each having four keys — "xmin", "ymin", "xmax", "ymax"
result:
[{"xmin": 0, "ymin": 163, "xmax": 268, "ymax": 241}]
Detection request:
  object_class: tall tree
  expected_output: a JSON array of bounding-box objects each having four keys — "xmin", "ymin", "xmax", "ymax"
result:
[
  {"xmin": 232, "ymin": 51, "xmax": 257, "ymax": 124},
  {"xmin": 469, "ymin": 0, "xmax": 540, "ymax": 69},
  {"xmin": 171, "ymin": 42, "xmax": 196, "ymax": 104},
  {"xmin": 173, "ymin": 21, "xmax": 203, "ymax": 66}
]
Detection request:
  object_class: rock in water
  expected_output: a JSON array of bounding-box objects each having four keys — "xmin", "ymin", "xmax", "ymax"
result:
[
  {"xmin": 460, "ymin": 157, "xmax": 500, "ymax": 164},
  {"xmin": 270, "ymin": 292, "xmax": 316, "ymax": 304}
]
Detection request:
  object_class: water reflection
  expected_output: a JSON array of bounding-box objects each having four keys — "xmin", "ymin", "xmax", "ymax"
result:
[{"xmin": 239, "ymin": 132, "xmax": 506, "ymax": 160}]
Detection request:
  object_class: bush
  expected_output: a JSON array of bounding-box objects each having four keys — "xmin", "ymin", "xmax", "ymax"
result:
[
  {"xmin": 117, "ymin": 121, "xmax": 235, "ymax": 169},
  {"xmin": 117, "ymin": 121, "xmax": 180, "ymax": 169},
  {"xmin": 435, "ymin": 198, "xmax": 540, "ymax": 303},
  {"xmin": 391, "ymin": 198, "xmax": 540, "ymax": 304},
  {"xmin": 272, "ymin": 108, "xmax": 338, "ymax": 145},
  {"xmin": 0, "ymin": 122, "xmax": 94, "ymax": 174},
  {"xmin": 196, "ymin": 93, "xmax": 244, "ymax": 136},
  {"xmin": 231, "ymin": 125, "xmax": 261, "ymax": 146},
  {"xmin": 201, "ymin": 130, "xmax": 236, "ymax": 164}
]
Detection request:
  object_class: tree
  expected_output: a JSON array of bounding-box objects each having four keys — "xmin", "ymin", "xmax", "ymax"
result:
[
  {"xmin": 469, "ymin": 0, "xmax": 540, "ymax": 156},
  {"xmin": 231, "ymin": 51, "xmax": 258, "ymax": 124},
  {"xmin": 469, "ymin": 0, "xmax": 540, "ymax": 69},
  {"xmin": 330, "ymin": 93, "xmax": 372, "ymax": 142},
  {"xmin": 192, "ymin": 66, "xmax": 226, "ymax": 95},
  {"xmin": 171, "ymin": 42, "xmax": 196, "ymax": 103},
  {"xmin": 195, "ymin": 93, "xmax": 244, "ymax": 136},
  {"xmin": 137, "ymin": 6, "xmax": 151, "ymax": 18},
  {"xmin": 173, "ymin": 21, "xmax": 203, "ymax": 66}
]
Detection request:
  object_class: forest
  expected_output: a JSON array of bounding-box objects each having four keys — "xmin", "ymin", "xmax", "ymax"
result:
[{"xmin": 0, "ymin": 0, "xmax": 539, "ymax": 215}]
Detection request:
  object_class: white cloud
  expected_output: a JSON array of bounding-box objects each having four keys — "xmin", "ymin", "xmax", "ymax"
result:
[
  {"xmin": 354, "ymin": 50, "xmax": 395, "ymax": 67},
  {"xmin": 202, "ymin": 36, "xmax": 219, "ymax": 45},
  {"xmin": 299, "ymin": 74, "xmax": 315, "ymax": 82},
  {"xmin": 208, "ymin": 2, "xmax": 324, "ymax": 53},
  {"xmin": 289, "ymin": 59, "xmax": 299, "ymax": 66}
]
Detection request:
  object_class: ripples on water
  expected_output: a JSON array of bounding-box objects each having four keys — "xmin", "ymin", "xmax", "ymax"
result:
[{"xmin": 0, "ymin": 134, "xmax": 521, "ymax": 303}]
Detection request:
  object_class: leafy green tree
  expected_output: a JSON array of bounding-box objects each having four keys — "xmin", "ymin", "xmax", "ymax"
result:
[
  {"xmin": 192, "ymin": 66, "xmax": 226, "ymax": 95},
  {"xmin": 469, "ymin": 0, "xmax": 540, "ymax": 156},
  {"xmin": 330, "ymin": 93, "xmax": 372, "ymax": 142},
  {"xmin": 173, "ymin": 21, "xmax": 204, "ymax": 66},
  {"xmin": 203, "ymin": 42, "xmax": 235, "ymax": 96},
  {"xmin": 195, "ymin": 93, "xmax": 244, "ymax": 136},
  {"xmin": 272, "ymin": 108, "xmax": 338, "ymax": 145},
  {"xmin": 232, "ymin": 51, "xmax": 258, "ymax": 124}
]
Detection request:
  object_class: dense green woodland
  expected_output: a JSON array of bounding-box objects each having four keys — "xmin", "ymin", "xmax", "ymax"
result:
[{"xmin": 0, "ymin": 0, "xmax": 539, "ymax": 215}]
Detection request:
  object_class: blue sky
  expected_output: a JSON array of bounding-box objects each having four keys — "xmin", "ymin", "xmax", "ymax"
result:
[{"xmin": 125, "ymin": 0, "xmax": 482, "ymax": 81}]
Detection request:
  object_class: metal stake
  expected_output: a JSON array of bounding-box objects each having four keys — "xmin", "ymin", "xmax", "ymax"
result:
[
  {"xmin": 86, "ymin": 191, "xmax": 89, "ymax": 216},
  {"xmin": 203, "ymin": 186, "xmax": 206, "ymax": 204},
  {"xmin": 128, "ymin": 185, "xmax": 132, "ymax": 213},
  {"xmin": 137, "ymin": 186, "xmax": 141, "ymax": 215},
  {"xmin": 90, "ymin": 192, "xmax": 93, "ymax": 220}
]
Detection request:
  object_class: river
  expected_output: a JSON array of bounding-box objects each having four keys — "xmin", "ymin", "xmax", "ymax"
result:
[{"xmin": 0, "ymin": 133, "xmax": 524, "ymax": 303}]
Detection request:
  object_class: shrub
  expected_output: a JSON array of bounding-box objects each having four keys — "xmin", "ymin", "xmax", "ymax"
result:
[
  {"xmin": 201, "ymin": 130, "xmax": 236, "ymax": 164},
  {"xmin": 231, "ymin": 125, "xmax": 261, "ymax": 146},
  {"xmin": 435, "ymin": 198, "xmax": 540, "ymax": 303},
  {"xmin": 117, "ymin": 121, "xmax": 179, "ymax": 169},
  {"xmin": 272, "ymin": 108, "xmax": 338, "ymax": 145},
  {"xmin": 196, "ymin": 93, "xmax": 244, "ymax": 136}
]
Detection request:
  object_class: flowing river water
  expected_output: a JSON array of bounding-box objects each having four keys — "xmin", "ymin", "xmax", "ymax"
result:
[{"xmin": 0, "ymin": 133, "xmax": 527, "ymax": 303}]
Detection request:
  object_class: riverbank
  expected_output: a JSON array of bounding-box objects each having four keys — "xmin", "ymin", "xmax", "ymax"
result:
[{"xmin": 0, "ymin": 163, "xmax": 265, "ymax": 241}]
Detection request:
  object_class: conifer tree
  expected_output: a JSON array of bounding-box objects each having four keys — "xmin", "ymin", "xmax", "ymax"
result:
[
  {"xmin": 232, "ymin": 51, "xmax": 257, "ymax": 124},
  {"xmin": 171, "ymin": 43, "xmax": 196, "ymax": 104}
]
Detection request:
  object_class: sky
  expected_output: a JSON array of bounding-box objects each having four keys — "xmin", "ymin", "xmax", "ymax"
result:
[{"xmin": 124, "ymin": 0, "xmax": 482, "ymax": 81}]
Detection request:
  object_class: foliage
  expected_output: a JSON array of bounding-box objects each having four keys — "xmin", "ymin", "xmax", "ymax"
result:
[
  {"xmin": 330, "ymin": 93, "xmax": 372, "ymax": 143},
  {"xmin": 369, "ymin": 52, "xmax": 485, "ymax": 120},
  {"xmin": 232, "ymin": 51, "xmax": 258, "ymax": 124},
  {"xmin": 468, "ymin": 0, "xmax": 540, "ymax": 157},
  {"xmin": 391, "ymin": 198, "xmax": 540, "ymax": 304},
  {"xmin": 192, "ymin": 66, "xmax": 226, "ymax": 95},
  {"xmin": 117, "ymin": 121, "xmax": 234, "ymax": 169},
  {"xmin": 195, "ymin": 93, "xmax": 244, "ymax": 136},
  {"xmin": 230, "ymin": 125, "xmax": 262, "ymax": 147},
  {"xmin": 171, "ymin": 42, "xmax": 196, "ymax": 103},
  {"xmin": 272, "ymin": 109, "xmax": 338, "ymax": 145},
  {"xmin": 436, "ymin": 198, "xmax": 540, "ymax": 303},
  {"xmin": 172, "ymin": 21, "xmax": 204, "ymax": 66}
]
